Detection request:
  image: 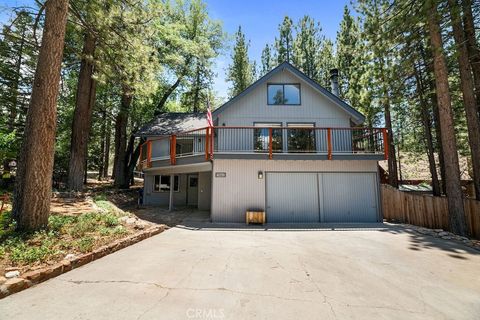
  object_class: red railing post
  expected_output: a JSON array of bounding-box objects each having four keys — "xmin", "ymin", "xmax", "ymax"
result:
[
  {"xmin": 210, "ymin": 127, "xmax": 214, "ymax": 159},
  {"xmin": 382, "ymin": 128, "xmax": 389, "ymax": 160},
  {"xmin": 268, "ymin": 127, "xmax": 273, "ymax": 160},
  {"xmin": 170, "ymin": 135, "xmax": 177, "ymax": 165},
  {"xmin": 327, "ymin": 128, "xmax": 332, "ymax": 160},
  {"xmin": 205, "ymin": 127, "xmax": 210, "ymax": 161},
  {"xmin": 147, "ymin": 140, "xmax": 152, "ymax": 168}
]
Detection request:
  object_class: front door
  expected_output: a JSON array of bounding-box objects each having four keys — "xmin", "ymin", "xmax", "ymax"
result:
[{"xmin": 187, "ymin": 174, "xmax": 199, "ymax": 206}]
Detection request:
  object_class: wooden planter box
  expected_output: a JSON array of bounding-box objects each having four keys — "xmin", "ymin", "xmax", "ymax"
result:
[{"xmin": 246, "ymin": 210, "xmax": 266, "ymax": 225}]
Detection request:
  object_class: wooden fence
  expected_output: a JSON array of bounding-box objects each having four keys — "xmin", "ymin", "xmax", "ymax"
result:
[{"xmin": 381, "ymin": 185, "xmax": 480, "ymax": 239}]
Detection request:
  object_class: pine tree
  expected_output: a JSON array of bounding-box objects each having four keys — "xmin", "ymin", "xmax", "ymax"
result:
[
  {"xmin": 336, "ymin": 6, "xmax": 360, "ymax": 101},
  {"xmin": 0, "ymin": 10, "xmax": 37, "ymax": 169},
  {"xmin": 226, "ymin": 26, "xmax": 253, "ymax": 97},
  {"xmin": 275, "ymin": 16, "xmax": 293, "ymax": 64},
  {"xmin": 292, "ymin": 15, "xmax": 321, "ymax": 79},
  {"xmin": 260, "ymin": 44, "xmax": 273, "ymax": 75},
  {"xmin": 425, "ymin": 0, "xmax": 467, "ymax": 235},
  {"xmin": 315, "ymin": 39, "xmax": 335, "ymax": 88},
  {"xmin": 13, "ymin": 0, "xmax": 69, "ymax": 231}
]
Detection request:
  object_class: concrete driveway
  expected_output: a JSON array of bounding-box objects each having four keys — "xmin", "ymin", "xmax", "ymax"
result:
[{"xmin": 1, "ymin": 224, "xmax": 480, "ymax": 320}]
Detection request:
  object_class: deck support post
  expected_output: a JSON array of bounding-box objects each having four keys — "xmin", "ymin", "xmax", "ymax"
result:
[
  {"xmin": 382, "ymin": 128, "xmax": 389, "ymax": 160},
  {"xmin": 170, "ymin": 135, "xmax": 177, "ymax": 165},
  {"xmin": 147, "ymin": 141, "xmax": 152, "ymax": 168},
  {"xmin": 169, "ymin": 174, "xmax": 174, "ymax": 211}
]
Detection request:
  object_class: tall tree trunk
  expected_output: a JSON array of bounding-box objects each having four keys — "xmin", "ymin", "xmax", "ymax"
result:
[
  {"xmin": 448, "ymin": 0, "xmax": 480, "ymax": 200},
  {"xmin": 426, "ymin": 0, "xmax": 467, "ymax": 235},
  {"xmin": 98, "ymin": 109, "xmax": 106, "ymax": 180},
  {"xmin": 414, "ymin": 64, "xmax": 441, "ymax": 196},
  {"xmin": 103, "ymin": 115, "xmax": 111, "ymax": 178},
  {"xmin": 154, "ymin": 77, "xmax": 182, "ymax": 115},
  {"xmin": 113, "ymin": 88, "xmax": 131, "ymax": 188},
  {"xmin": 125, "ymin": 138, "xmax": 145, "ymax": 188},
  {"xmin": 12, "ymin": 0, "xmax": 69, "ymax": 231},
  {"xmin": 462, "ymin": 0, "xmax": 480, "ymax": 112},
  {"xmin": 424, "ymin": 47, "xmax": 447, "ymax": 195},
  {"xmin": 67, "ymin": 32, "xmax": 97, "ymax": 191},
  {"xmin": 380, "ymin": 67, "xmax": 399, "ymax": 188}
]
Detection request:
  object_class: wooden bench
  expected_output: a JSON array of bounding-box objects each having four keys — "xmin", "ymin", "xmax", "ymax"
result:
[{"xmin": 246, "ymin": 210, "xmax": 265, "ymax": 225}]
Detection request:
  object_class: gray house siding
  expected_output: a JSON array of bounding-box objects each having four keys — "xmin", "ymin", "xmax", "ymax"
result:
[
  {"xmin": 215, "ymin": 70, "xmax": 352, "ymax": 128},
  {"xmin": 143, "ymin": 174, "xmax": 188, "ymax": 206},
  {"xmin": 211, "ymin": 159, "xmax": 380, "ymax": 223},
  {"xmin": 198, "ymin": 171, "xmax": 212, "ymax": 211},
  {"xmin": 143, "ymin": 167, "xmax": 212, "ymax": 209}
]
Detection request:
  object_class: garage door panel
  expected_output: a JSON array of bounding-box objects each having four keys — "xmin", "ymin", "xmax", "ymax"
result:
[
  {"xmin": 266, "ymin": 173, "xmax": 319, "ymax": 223},
  {"xmin": 322, "ymin": 173, "xmax": 378, "ymax": 223}
]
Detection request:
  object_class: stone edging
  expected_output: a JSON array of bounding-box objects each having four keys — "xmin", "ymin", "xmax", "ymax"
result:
[
  {"xmin": 0, "ymin": 225, "xmax": 168, "ymax": 299},
  {"xmin": 385, "ymin": 221, "xmax": 480, "ymax": 251}
]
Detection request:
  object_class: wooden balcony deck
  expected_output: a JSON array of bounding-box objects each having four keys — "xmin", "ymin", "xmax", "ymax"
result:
[{"xmin": 139, "ymin": 126, "xmax": 389, "ymax": 169}]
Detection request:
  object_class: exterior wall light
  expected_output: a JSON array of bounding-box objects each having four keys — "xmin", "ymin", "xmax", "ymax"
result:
[{"xmin": 258, "ymin": 171, "xmax": 263, "ymax": 179}]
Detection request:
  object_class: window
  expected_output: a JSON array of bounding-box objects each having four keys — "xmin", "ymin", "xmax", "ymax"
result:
[
  {"xmin": 254, "ymin": 123, "xmax": 283, "ymax": 152},
  {"xmin": 267, "ymin": 84, "xmax": 300, "ymax": 105},
  {"xmin": 153, "ymin": 175, "xmax": 179, "ymax": 192},
  {"xmin": 287, "ymin": 123, "xmax": 316, "ymax": 152}
]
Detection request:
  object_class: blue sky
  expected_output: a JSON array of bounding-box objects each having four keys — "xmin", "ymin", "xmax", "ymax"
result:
[
  {"xmin": 205, "ymin": 0, "xmax": 352, "ymax": 99},
  {"xmin": 0, "ymin": 0, "xmax": 353, "ymax": 100}
]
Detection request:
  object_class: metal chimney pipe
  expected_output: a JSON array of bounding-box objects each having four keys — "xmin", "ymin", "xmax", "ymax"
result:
[{"xmin": 330, "ymin": 68, "xmax": 339, "ymax": 96}]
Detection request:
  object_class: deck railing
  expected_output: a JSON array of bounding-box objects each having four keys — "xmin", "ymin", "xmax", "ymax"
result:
[{"xmin": 139, "ymin": 126, "xmax": 388, "ymax": 168}]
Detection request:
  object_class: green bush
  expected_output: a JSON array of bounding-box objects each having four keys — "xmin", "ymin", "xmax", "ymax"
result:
[
  {"xmin": 7, "ymin": 231, "xmax": 58, "ymax": 264},
  {"xmin": 76, "ymin": 236, "xmax": 94, "ymax": 253},
  {"xmin": 48, "ymin": 214, "xmax": 76, "ymax": 233},
  {"xmin": 0, "ymin": 210, "xmax": 15, "ymax": 239}
]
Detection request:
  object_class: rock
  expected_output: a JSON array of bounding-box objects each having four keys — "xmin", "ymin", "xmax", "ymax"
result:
[
  {"xmin": 5, "ymin": 267, "xmax": 19, "ymax": 272},
  {"xmin": 0, "ymin": 276, "xmax": 6, "ymax": 285},
  {"xmin": 438, "ymin": 231, "xmax": 449, "ymax": 237},
  {"xmin": 65, "ymin": 253, "xmax": 76, "ymax": 260},
  {"xmin": 441, "ymin": 236, "xmax": 452, "ymax": 240},
  {"xmin": 2, "ymin": 277, "xmax": 27, "ymax": 294},
  {"xmin": 5, "ymin": 270, "xmax": 20, "ymax": 279},
  {"xmin": 125, "ymin": 217, "xmax": 137, "ymax": 225},
  {"xmin": 433, "ymin": 229, "xmax": 443, "ymax": 232}
]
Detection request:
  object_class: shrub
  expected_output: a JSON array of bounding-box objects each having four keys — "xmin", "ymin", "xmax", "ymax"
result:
[
  {"xmin": 76, "ymin": 237, "xmax": 94, "ymax": 253},
  {"xmin": 0, "ymin": 210, "xmax": 15, "ymax": 239},
  {"xmin": 48, "ymin": 214, "xmax": 76, "ymax": 233}
]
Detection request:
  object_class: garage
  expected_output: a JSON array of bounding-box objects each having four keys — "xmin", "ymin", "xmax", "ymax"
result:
[{"xmin": 266, "ymin": 172, "xmax": 380, "ymax": 223}]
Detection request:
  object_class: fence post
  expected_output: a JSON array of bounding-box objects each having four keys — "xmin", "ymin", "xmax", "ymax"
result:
[
  {"xmin": 269, "ymin": 127, "xmax": 273, "ymax": 160},
  {"xmin": 382, "ymin": 128, "xmax": 389, "ymax": 160},
  {"xmin": 170, "ymin": 135, "xmax": 176, "ymax": 165},
  {"xmin": 327, "ymin": 128, "xmax": 332, "ymax": 160}
]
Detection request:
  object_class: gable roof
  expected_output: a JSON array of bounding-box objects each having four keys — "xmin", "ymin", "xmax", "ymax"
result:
[
  {"xmin": 213, "ymin": 61, "xmax": 365, "ymax": 124},
  {"xmin": 136, "ymin": 112, "xmax": 207, "ymax": 137}
]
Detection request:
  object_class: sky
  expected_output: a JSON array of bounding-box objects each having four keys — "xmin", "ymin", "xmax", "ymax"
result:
[
  {"xmin": 204, "ymin": 0, "xmax": 352, "ymax": 99},
  {"xmin": 0, "ymin": 0, "xmax": 353, "ymax": 99}
]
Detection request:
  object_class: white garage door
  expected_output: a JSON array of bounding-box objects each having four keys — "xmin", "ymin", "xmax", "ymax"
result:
[
  {"xmin": 266, "ymin": 173, "xmax": 319, "ymax": 223},
  {"xmin": 266, "ymin": 172, "xmax": 379, "ymax": 223}
]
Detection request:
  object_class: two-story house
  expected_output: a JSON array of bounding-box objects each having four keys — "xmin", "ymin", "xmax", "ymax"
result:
[{"xmin": 136, "ymin": 62, "xmax": 388, "ymax": 223}]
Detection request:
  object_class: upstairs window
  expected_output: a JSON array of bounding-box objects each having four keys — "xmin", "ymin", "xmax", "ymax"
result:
[{"xmin": 267, "ymin": 84, "xmax": 300, "ymax": 105}]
